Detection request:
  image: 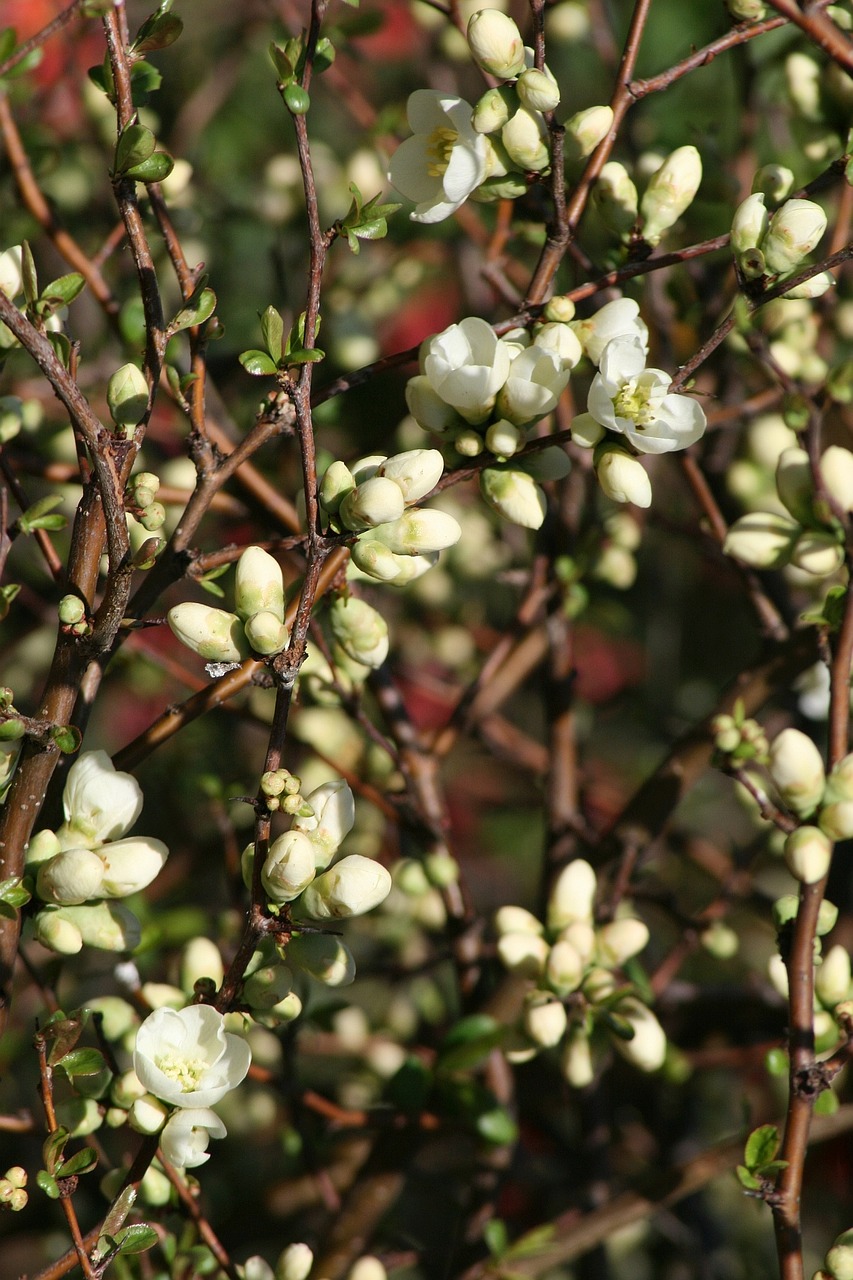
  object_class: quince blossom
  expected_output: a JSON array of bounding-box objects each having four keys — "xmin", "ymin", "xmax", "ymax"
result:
[
  {"xmin": 587, "ymin": 337, "xmax": 706, "ymax": 455},
  {"xmin": 134, "ymin": 1004, "xmax": 251, "ymax": 1109},
  {"xmin": 160, "ymin": 1107, "xmax": 227, "ymax": 1169},
  {"xmin": 389, "ymin": 90, "xmax": 488, "ymax": 224},
  {"xmin": 422, "ymin": 317, "xmax": 511, "ymax": 423}
]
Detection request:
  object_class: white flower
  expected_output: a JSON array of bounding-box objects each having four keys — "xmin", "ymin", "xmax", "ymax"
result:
[
  {"xmin": 160, "ymin": 1107, "xmax": 227, "ymax": 1169},
  {"xmin": 133, "ymin": 1005, "xmax": 251, "ymax": 1109},
  {"xmin": 761, "ymin": 198, "xmax": 827, "ymax": 275},
  {"xmin": 495, "ymin": 344, "xmax": 571, "ymax": 426},
  {"xmin": 60, "ymin": 750, "xmax": 143, "ymax": 847},
  {"xmin": 480, "ymin": 468, "xmax": 546, "ymax": 528},
  {"xmin": 571, "ymin": 298, "xmax": 649, "ymax": 366},
  {"xmin": 260, "ymin": 830, "xmax": 317, "ymax": 902},
  {"xmin": 389, "ymin": 90, "xmax": 488, "ymax": 224},
  {"xmin": 300, "ymin": 854, "xmax": 392, "ymax": 920},
  {"xmin": 293, "ymin": 779, "xmax": 356, "ymax": 869},
  {"xmin": 588, "ymin": 337, "xmax": 706, "ymax": 454},
  {"xmin": 422, "ymin": 317, "xmax": 511, "ymax": 423},
  {"xmin": 378, "ymin": 449, "xmax": 444, "ymax": 504},
  {"xmin": 100, "ymin": 837, "xmax": 169, "ymax": 898}
]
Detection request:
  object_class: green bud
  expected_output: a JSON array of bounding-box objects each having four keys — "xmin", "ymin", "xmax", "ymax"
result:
[
  {"xmin": 235, "ymin": 546, "xmax": 285, "ymax": 622},
  {"xmin": 283, "ymin": 83, "xmax": 310, "ymax": 115},
  {"xmin": 137, "ymin": 501, "xmax": 166, "ymax": 531},
  {"xmin": 107, "ymin": 363, "xmax": 149, "ymax": 428}
]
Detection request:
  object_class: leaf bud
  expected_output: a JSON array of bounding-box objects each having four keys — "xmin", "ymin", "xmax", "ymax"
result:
[
  {"xmin": 501, "ymin": 108, "xmax": 550, "ymax": 172},
  {"xmin": 329, "ymin": 596, "xmax": 389, "ymax": 668},
  {"xmin": 300, "ymin": 854, "xmax": 392, "ymax": 920},
  {"xmin": 235, "ymin": 546, "xmax": 285, "ymax": 622},
  {"xmin": 107, "ymin": 363, "xmax": 149, "ymax": 428},
  {"xmin": 339, "ymin": 477, "xmax": 406, "ymax": 532},
  {"xmin": 563, "ymin": 105, "xmax": 613, "ymax": 163},
  {"xmin": 522, "ymin": 991, "xmax": 568, "ymax": 1047},
  {"xmin": 592, "ymin": 162, "xmax": 639, "ymax": 235},
  {"xmin": 768, "ymin": 728, "xmax": 826, "ymax": 817},
  {"xmin": 639, "ymin": 146, "xmax": 702, "ymax": 245},
  {"xmin": 594, "ymin": 443, "xmax": 652, "ymax": 508},
  {"xmin": 58, "ymin": 594, "xmax": 86, "ymax": 626},
  {"xmin": 480, "ymin": 468, "xmax": 546, "ymax": 528},
  {"xmin": 261, "ymin": 830, "xmax": 317, "ymax": 902},
  {"xmin": 283, "ymin": 83, "xmax": 310, "ymax": 115},
  {"xmin": 722, "ymin": 511, "xmax": 800, "ymax": 569},
  {"xmin": 377, "ymin": 449, "xmax": 444, "ymax": 503},
  {"xmin": 784, "ymin": 825, "xmax": 832, "ymax": 884},
  {"xmin": 516, "ymin": 68, "xmax": 560, "ymax": 114},
  {"xmin": 466, "ymin": 9, "xmax": 525, "ymax": 79},
  {"xmin": 320, "ymin": 460, "xmax": 356, "ymax": 515},
  {"xmin": 129, "ymin": 472, "xmax": 160, "ymax": 508},
  {"xmin": 761, "ymin": 198, "xmax": 827, "ymax": 275},
  {"xmin": 816, "ymin": 944, "xmax": 851, "ymax": 1007},
  {"xmin": 547, "ymin": 858, "xmax": 597, "ymax": 931},
  {"xmin": 167, "ymin": 603, "xmax": 251, "ymax": 663},
  {"xmin": 137, "ymin": 501, "xmax": 166, "ymax": 531}
]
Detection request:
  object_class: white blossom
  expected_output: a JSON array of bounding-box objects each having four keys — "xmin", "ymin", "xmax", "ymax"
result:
[
  {"xmin": 571, "ymin": 298, "xmax": 649, "ymax": 366},
  {"xmin": 422, "ymin": 317, "xmax": 511, "ymax": 423},
  {"xmin": 160, "ymin": 1107, "xmax": 227, "ymax": 1169},
  {"xmin": 133, "ymin": 1004, "xmax": 251, "ymax": 1109},
  {"xmin": 496, "ymin": 344, "xmax": 571, "ymax": 425},
  {"xmin": 587, "ymin": 337, "xmax": 706, "ymax": 454},
  {"xmin": 389, "ymin": 91, "xmax": 488, "ymax": 223},
  {"xmin": 300, "ymin": 854, "xmax": 392, "ymax": 920},
  {"xmin": 60, "ymin": 750, "xmax": 143, "ymax": 847}
]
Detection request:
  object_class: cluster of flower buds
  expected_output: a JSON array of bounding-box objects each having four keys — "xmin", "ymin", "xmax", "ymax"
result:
[
  {"xmin": 321, "ymin": 449, "xmax": 461, "ymax": 585},
  {"xmin": 711, "ymin": 705, "xmax": 770, "ymax": 764},
  {"xmin": 568, "ymin": 298, "xmax": 706, "ymax": 508},
  {"xmin": 168, "ymin": 545, "xmax": 288, "ymax": 664},
  {"xmin": 260, "ymin": 767, "xmax": 309, "ymax": 815},
  {"xmin": 126, "ymin": 470, "xmax": 166, "ymax": 533},
  {"xmin": 731, "ymin": 188, "xmax": 829, "ymax": 290},
  {"xmin": 494, "ymin": 858, "xmax": 666, "ymax": 1084},
  {"xmin": 405, "ymin": 314, "xmax": 574, "ymax": 529},
  {"xmin": 27, "ymin": 751, "xmax": 168, "ymax": 955},
  {"xmin": 244, "ymin": 1245, "xmax": 386, "ymax": 1280},
  {"xmin": 0, "ymin": 1166, "xmax": 27, "ymax": 1213},
  {"xmin": 723, "ymin": 444, "xmax": 853, "ymax": 575},
  {"xmin": 592, "ymin": 146, "xmax": 702, "ymax": 246}
]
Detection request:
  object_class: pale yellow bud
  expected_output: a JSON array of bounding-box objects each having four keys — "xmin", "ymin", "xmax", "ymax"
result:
[
  {"xmin": 495, "ymin": 905, "xmax": 543, "ymax": 936},
  {"xmin": 502, "ymin": 108, "xmax": 550, "ymax": 172},
  {"xmin": 547, "ymin": 859, "xmax": 597, "ymax": 930},
  {"xmin": 557, "ymin": 921, "xmax": 596, "ymax": 965},
  {"xmin": 821, "ymin": 447, "xmax": 853, "ymax": 512},
  {"xmin": 596, "ymin": 918, "xmax": 649, "ymax": 967},
  {"xmin": 564, "ymin": 105, "xmax": 613, "ymax": 163},
  {"xmin": 181, "ymin": 936, "xmax": 225, "ymax": 994},
  {"xmin": 594, "ymin": 444, "xmax": 652, "ymax": 508},
  {"xmin": 277, "ymin": 1243, "xmax": 314, "ymax": 1280},
  {"xmin": 731, "ymin": 192, "xmax": 769, "ymax": 257},
  {"xmin": 560, "ymin": 1024, "xmax": 595, "ymax": 1087},
  {"xmin": 235, "ymin": 547, "xmax": 285, "ymax": 622},
  {"xmin": 752, "ymin": 164, "xmax": 794, "ymax": 202},
  {"xmin": 472, "ymin": 87, "xmax": 512, "ymax": 135},
  {"xmin": 640, "ymin": 146, "xmax": 702, "ymax": 245},
  {"xmin": 612, "ymin": 999, "xmax": 666, "ymax": 1072},
  {"xmin": 784, "ymin": 825, "xmax": 832, "ymax": 884},
  {"xmin": 497, "ymin": 931, "xmax": 549, "ymax": 979},
  {"xmin": 816, "ymin": 944, "xmax": 851, "ymax": 1006},
  {"xmin": 480, "ymin": 468, "xmax": 546, "ymax": 528},
  {"xmin": 819, "ymin": 800, "xmax": 853, "ymax": 842},
  {"xmin": 339, "ymin": 477, "xmax": 406, "ymax": 532},
  {"xmin": 34, "ymin": 910, "xmax": 83, "ymax": 955},
  {"xmin": 516, "ymin": 68, "xmax": 560, "ymax": 114},
  {"xmin": 378, "ymin": 449, "xmax": 444, "ymax": 503},
  {"xmin": 523, "ymin": 991, "xmax": 568, "ymax": 1047},
  {"xmin": 107, "ymin": 363, "xmax": 149, "ymax": 428},
  {"xmin": 768, "ymin": 728, "xmax": 826, "ymax": 817},
  {"xmin": 790, "ymin": 530, "xmax": 844, "ymax": 578},
  {"xmin": 776, "ymin": 447, "xmax": 814, "ymax": 523},
  {"xmin": 592, "ymin": 162, "xmax": 639, "ymax": 235},
  {"xmin": 129, "ymin": 1094, "xmax": 168, "ymax": 1135},
  {"xmin": 244, "ymin": 610, "xmax": 289, "ymax": 656},
  {"xmin": 570, "ymin": 412, "xmax": 606, "ymax": 450},
  {"xmin": 329, "ymin": 596, "xmax": 390, "ymax": 669},
  {"xmin": 320, "ymin": 460, "xmax": 355, "ymax": 515},
  {"xmin": 287, "ymin": 932, "xmax": 356, "ymax": 986},
  {"xmin": 545, "ymin": 939, "xmax": 584, "ymax": 995},
  {"xmin": 261, "ymin": 830, "xmax": 317, "ymax": 903},
  {"xmin": 467, "ymin": 9, "xmax": 525, "ymax": 79},
  {"xmin": 762, "ymin": 199, "xmax": 827, "ymax": 275},
  {"xmin": 167, "ymin": 603, "xmax": 250, "ymax": 663},
  {"xmin": 370, "ymin": 508, "xmax": 462, "ymax": 554},
  {"xmin": 301, "ymin": 854, "xmax": 392, "ymax": 919},
  {"xmin": 826, "ymin": 1230, "xmax": 853, "ymax": 1280},
  {"xmin": 722, "ymin": 511, "xmax": 800, "ymax": 569}
]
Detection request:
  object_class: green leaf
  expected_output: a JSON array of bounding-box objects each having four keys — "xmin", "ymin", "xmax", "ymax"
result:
[
  {"xmin": 115, "ymin": 122, "xmax": 156, "ymax": 174},
  {"xmin": 283, "ymin": 83, "xmax": 310, "ymax": 115},
  {"xmin": 115, "ymin": 1224, "xmax": 158, "ymax": 1255},
  {"xmin": 130, "ymin": 59, "xmax": 162, "ymax": 100},
  {"xmin": 0, "ymin": 876, "xmax": 31, "ymax": 908},
  {"xmin": 736, "ymin": 1164, "xmax": 762, "ymax": 1191},
  {"xmin": 239, "ymin": 350, "xmax": 278, "ymax": 377},
  {"xmin": 21, "ymin": 241, "xmax": 37, "ymax": 304},
  {"xmin": 484, "ymin": 1218, "xmax": 508, "ymax": 1258},
  {"xmin": 45, "ymin": 331, "xmax": 73, "ymax": 367},
  {"xmin": 314, "ymin": 37, "xmax": 335, "ymax": 73},
  {"xmin": 125, "ymin": 152, "xmax": 174, "ymax": 183},
  {"xmin": 171, "ymin": 286, "xmax": 216, "ymax": 334},
  {"xmin": 50, "ymin": 724, "xmax": 82, "ymax": 755},
  {"xmin": 260, "ymin": 305, "xmax": 285, "ymax": 362},
  {"xmin": 96, "ymin": 1187, "xmax": 137, "ymax": 1251},
  {"xmin": 57, "ymin": 1047, "xmax": 107, "ymax": 1078},
  {"xmin": 476, "ymin": 1106, "xmax": 518, "ymax": 1146},
  {"xmin": 505, "ymin": 1224, "xmax": 557, "ymax": 1260},
  {"xmin": 815, "ymin": 1089, "xmax": 840, "ymax": 1116},
  {"xmin": 284, "ymin": 345, "xmax": 325, "ymax": 366},
  {"xmin": 42, "ymin": 1126, "xmax": 70, "ymax": 1175},
  {"xmin": 756, "ymin": 1159, "xmax": 789, "ymax": 1177},
  {"xmin": 0, "ymin": 583, "xmax": 20, "ymax": 621},
  {"xmin": 18, "ymin": 494, "xmax": 64, "ymax": 532},
  {"xmin": 744, "ymin": 1123, "xmax": 780, "ymax": 1171},
  {"xmin": 38, "ymin": 273, "xmax": 85, "ymax": 310},
  {"xmin": 36, "ymin": 1170, "xmax": 61, "ymax": 1199},
  {"xmin": 132, "ymin": 11, "xmax": 183, "ymax": 53},
  {"xmin": 0, "ymin": 28, "xmax": 17, "ymax": 63},
  {"xmin": 438, "ymin": 1015, "xmax": 506, "ymax": 1072},
  {"xmin": 56, "ymin": 1146, "xmax": 98, "ymax": 1178},
  {"xmin": 269, "ymin": 42, "xmax": 295, "ymax": 81}
]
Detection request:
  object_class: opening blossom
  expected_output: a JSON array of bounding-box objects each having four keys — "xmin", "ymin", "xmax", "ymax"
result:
[
  {"xmin": 389, "ymin": 90, "xmax": 488, "ymax": 224},
  {"xmin": 421, "ymin": 316, "xmax": 510, "ymax": 423},
  {"xmin": 133, "ymin": 1004, "xmax": 251, "ymax": 1109},
  {"xmin": 587, "ymin": 337, "xmax": 706, "ymax": 455},
  {"xmin": 160, "ymin": 1108, "xmax": 228, "ymax": 1169}
]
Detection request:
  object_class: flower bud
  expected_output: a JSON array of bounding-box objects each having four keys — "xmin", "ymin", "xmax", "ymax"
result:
[
  {"xmin": 731, "ymin": 192, "xmax": 769, "ymax": 256},
  {"xmin": 369, "ymin": 508, "xmax": 462, "ymax": 554},
  {"xmin": 293, "ymin": 779, "xmax": 356, "ymax": 868},
  {"xmin": 480, "ymin": 468, "xmax": 547, "ymax": 528},
  {"xmin": 826, "ymin": 1229, "xmax": 853, "ymax": 1280},
  {"xmin": 181, "ymin": 936, "xmax": 224, "ymax": 994},
  {"xmin": 287, "ymin": 932, "xmax": 356, "ymax": 986},
  {"xmin": 495, "ymin": 905, "xmax": 543, "ymax": 936},
  {"xmin": 320, "ymin": 460, "xmax": 356, "ymax": 515},
  {"xmin": 405, "ymin": 376, "xmax": 464, "ymax": 434},
  {"xmin": 0, "ymin": 245, "xmax": 23, "ymax": 298},
  {"xmin": 37, "ymin": 849, "xmax": 105, "ymax": 905},
  {"xmin": 820, "ymin": 446, "xmax": 853, "ymax": 512},
  {"xmin": 329, "ymin": 596, "xmax": 389, "ymax": 668},
  {"xmin": 546, "ymin": 939, "xmax": 584, "ymax": 995},
  {"xmin": 167, "ymin": 603, "xmax": 251, "ymax": 663},
  {"xmin": 107, "ymin": 363, "xmax": 149, "ymax": 428},
  {"xmin": 816, "ymin": 944, "xmax": 851, "ymax": 1006},
  {"xmin": 640, "ymin": 146, "xmax": 702, "ymax": 245},
  {"xmin": 472, "ymin": 87, "xmax": 513, "ymax": 135},
  {"xmin": 261, "ymin": 830, "xmax": 317, "ymax": 903},
  {"xmin": 466, "ymin": 9, "xmax": 525, "ymax": 79},
  {"xmin": 768, "ymin": 728, "xmax": 826, "ymax": 817},
  {"xmin": 497, "ymin": 931, "xmax": 549, "ymax": 979},
  {"xmin": 235, "ymin": 547, "xmax": 285, "ymax": 622},
  {"xmin": 564, "ymin": 105, "xmax": 613, "ymax": 163},
  {"xmin": 722, "ymin": 511, "xmax": 800, "ymax": 569},
  {"xmin": 543, "ymin": 296, "xmax": 576, "ymax": 323},
  {"xmin": 752, "ymin": 164, "xmax": 794, "ymax": 202},
  {"xmin": 571, "ymin": 412, "xmax": 605, "ymax": 450},
  {"xmin": 727, "ymin": 0, "xmax": 767, "ymax": 19},
  {"xmin": 243, "ymin": 963, "xmax": 293, "ymax": 1010},
  {"xmin": 784, "ymin": 825, "xmax": 832, "ymax": 884},
  {"xmin": 783, "ymin": 271, "xmax": 835, "ymax": 300},
  {"xmin": 485, "ymin": 419, "xmax": 524, "ymax": 457},
  {"xmin": 351, "ymin": 540, "xmax": 438, "ymax": 586},
  {"xmin": 790, "ymin": 530, "xmax": 844, "ymax": 578},
  {"xmin": 592, "ymin": 162, "xmax": 639, "ymax": 235},
  {"xmin": 596, "ymin": 918, "xmax": 649, "ymax": 967},
  {"xmin": 824, "ymin": 752, "xmax": 853, "ymax": 803},
  {"xmin": 100, "ymin": 836, "xmax": 168, "ymax": 898},
  {"xmin": 244, "ymin": 610, "xmax": 289, "ymax": 656},
  {"xmin": 339, "ymin": 477, "xmax": 406, "ymax": 532},
  {"xmin": 532, "ymin": 322, "xmax": 583, "ymax": 371},
  {"xmin": 378, "ymin": 449, "xmax": 444, "ymax": 503},
  {"xmin": 523, "ymin": 991, "xmax": 568, "ymax": 1048},
  {"xmin": 277, "ymin": 1243, "xmax": 314, "ymax": 1280},
  {"xmin": 761, "ymin": 199, "xmax": 827, "ymax": 275},
  {"xmin": 502, "ymin": 108, "xmax": 550, "ymax": 172},
  {"xmin": 34, "ymin": 909, "xmax": 83, "ymax": 955},
  {"xmin": 594, "ymin": 444, "xmax": 652, "ymax": 508},
  {"xmin": 583, "ymin": 966, "xmax": 618, "ymax": 1002},
  {"xmin": 516, "ymin": 68, "xmax": 560, "ymax": 113},
  {"xmin": 775, "ymin": 447, "xmax": 814, "ymax": 523},
  {"xmin": 819, "ymin": 800, "xmax": 853, "ymax": 841},
  {"xmin": 129, "ymin": 1093, "xmax": 169, "ymax": 1135},
  {"xmin": 558, "ymin": 921, "xmax": 596, "ymax": 965},
  {"xmin": 612, "ymin": 999, "xmax": 666, "ymax": 1071},
  {"xmin": 348, "ymin": 1258, "xmax": 387, "ymax": 1280},
  {"xmin": 55, "ymin": 1097, "xmax": 103, "ymax": 1138},
  {"xmin": 300, "ymin": 854, "xmax": 392, "ymax": 920},
  {"xmin": 58, "ymin": 594, "xmax": 86, "ymax": 626},
  {"xmin": 561, "ymin": 1024, "xmax": 595, "ymax": 1087},
  {"xmin": 547, "ymin": 859, "xmax": 597, "ymax": 931},
  {"xmin": 86, "ymin": 995, "xmax": 137, "ymax": 1041}
]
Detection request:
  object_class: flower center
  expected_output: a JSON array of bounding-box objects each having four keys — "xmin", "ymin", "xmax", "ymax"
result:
[
  {"xmin": 155, "ymin": 1051, "xmax": 209, "ymax": 1092},
  {"xmin": 426, "ymin": 126, "xmax": 458, "ymax": 178},
  {"xmin": 613, "ymin": 378, "xmax": 657, "ymax": 428}
]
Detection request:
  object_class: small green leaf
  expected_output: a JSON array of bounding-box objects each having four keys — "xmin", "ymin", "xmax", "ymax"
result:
[
  {"xmin": 45, "ymin": 1016, "xmax": 85, "ymax": 1064},
  {"xmin": 0, "ymin": 876, "xmax": 30, "ymax": 908},
  {"xmin": 484, "ymin": 1218, "xmax": 508, "ymax": 1258},
  {"xmin": 239, "ymin": 350, "xmax": 278, "ymax": 377},
  {"xmin": 260, "ymin": 305, "xmax": 285, "ymax": 362},
  {"xmin": 314, "ymin": 37, "xmax": 335, "ymax": 73},
  {"xmin": 50, "ymin": 724, "xmax": 82, "ymax": 755},
  {"xmin": 132, "ymin": 11, "xmax": 183, "ymax": 53},
  {"xmin": 38, "ymin": 273, "xmax": 85, "ymax": 309},
  {"xmin": 18, "ymin": 494, "xmax": 64, "ymax": 532},
  {"xmin": 129, "ymin": 59, "xmax": 162, "ymax": 100},
  {"xmin": 42, "ymin": 1126, "xmax": 70, "ymax": 1175},
  {"xmin": 0, "ymin": 583, "xmax": 20, "ymax": 621},
  {"xmin": 505, "ymin": 1224, "xmax": 557, "ymax": 1260},
  {"xmin": 21, "ymin": 241, "xmax": 37, "ymax": 304},
  {"xmin": 171, "ymin": 285, "xmax": 216, "ymax": 334},
  {"xmin": 438, "ymin": 1015, "xmax": 506, "ymax": 1072},
  {"xmin": 815, "ymin": 1089, "xmax": 840, "ymax": 1116},
  {"xmin": 764, "ymin": 1047, "xmax": 788, "ymax": 1077},
  {"xmin": 56, "ymin": 1146, "xmax": 98, "ymax": 1177},
  {"xmin": 736, "ymin": 1164, "xmax": 762, "ymax": 1191},
  {"xmin": 476, "ymin": 1106, "xmax": 518, "ymax": 1146},
  {"xmin": 115, "ymin": 1224, "xmax": 158, "ymax": 1255},
  {"xmin": 744, "ymin": 1123, "xmax": 780, "ymax": 1171},
  {"xmin": 269, "ymin": 42, "xmax": 295, "ymax": 81},
  {"xmin": 115, "ymin": 122, "xmax": 156, "ymax": 174},
  {"xmin": 125, "ymin": 152, "xmax": 174, "ymax": 183},
  {"xmin": 97, "ymin": 1188, "xmax": 137, "ymax": 1250},
  {"xmin": 46, "ymin": 331, "xmax": 73, "ymax": 367},
  {"xmin": 36, "ymin": 1170, "xmax": 61, "ymax": 1199},
  {"xmin": 756, "ymin": 1159, "xmax": 789, "ymax": 1177},
  {"xmin": 284, "ymin": 345, "xmax": 325, "ymax": 366},
  {"xmin": 57, "ymin": 1047, "xmax": 107, "ymax": 1078}
]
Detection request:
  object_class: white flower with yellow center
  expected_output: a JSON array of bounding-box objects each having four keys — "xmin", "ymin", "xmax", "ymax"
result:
[
  {"xmin": 389, "ymin": 90, "xmax": 488, "ymax": 223},
  {"xmin": 587, "ymin": 337, "xmax": 706, "ymax": 455},
  {"xmin": 133, "ymin": 1005, "xmax": 251, "ymax": 1109}
]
